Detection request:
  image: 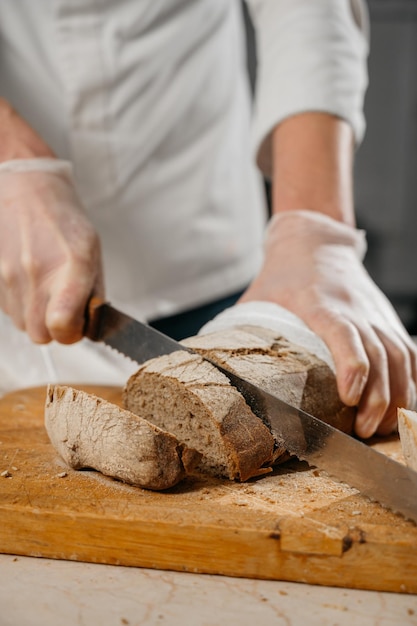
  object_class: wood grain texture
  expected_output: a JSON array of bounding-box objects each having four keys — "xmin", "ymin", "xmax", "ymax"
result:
[{"xmin": 0, "ymin": 385, "xmax": 416, "ymax": 593}]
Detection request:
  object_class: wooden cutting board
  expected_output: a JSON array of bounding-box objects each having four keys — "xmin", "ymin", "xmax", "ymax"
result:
[{"xmin": 0, "ymin": 385, "xmax": 416, "ymax": 594}]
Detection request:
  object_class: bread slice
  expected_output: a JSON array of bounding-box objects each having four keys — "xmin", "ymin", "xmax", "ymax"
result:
[
  {"xmin": 44, "ymin": 384, "xmax": 201, "ymax": 490},
  {"xmin": 398, "ymin": 407, "xmax": 417, "ymax": 471},
  {"xmin": 123, "ymin": 350, "xmax": 276, "ymax": 481}
]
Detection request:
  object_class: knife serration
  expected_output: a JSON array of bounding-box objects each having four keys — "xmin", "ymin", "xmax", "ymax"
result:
[{"xmin": 86, "ymin": 300, "xmax": 417, "ymax": 524}]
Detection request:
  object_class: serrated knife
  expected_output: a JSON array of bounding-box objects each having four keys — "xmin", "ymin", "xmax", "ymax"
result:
[{"xmin": 85, "ymin": 299, "xmax": 417, "ymax": 524}]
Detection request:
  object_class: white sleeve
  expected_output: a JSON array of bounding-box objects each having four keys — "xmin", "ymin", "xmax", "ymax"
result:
[{"xmin": 245, "ymin": 0, "xmax": 370, "ymax": 178}]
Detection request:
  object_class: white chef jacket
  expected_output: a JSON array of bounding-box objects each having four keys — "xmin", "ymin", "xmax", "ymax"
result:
[{"xmin": 0, "ymin": 0, "xmax": 368, "ymax": 392}]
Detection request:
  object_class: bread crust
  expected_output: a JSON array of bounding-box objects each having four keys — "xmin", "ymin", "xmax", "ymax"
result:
[
  {"xmin": 45, "ymin": 384, "xmax": 201, "ymax": 490},
  {"xmin": 182, "ymin": 325, "xmax": 356, "ymax": 461}
]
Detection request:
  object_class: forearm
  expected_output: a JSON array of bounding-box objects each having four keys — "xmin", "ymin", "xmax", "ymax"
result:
[
  {"xmin": 271, "ymin": 112, "xmax": 356, "ymax": 226},
  {"xmin": 0, "ymin": 98, "xmax": 55, "ymax": 162}
]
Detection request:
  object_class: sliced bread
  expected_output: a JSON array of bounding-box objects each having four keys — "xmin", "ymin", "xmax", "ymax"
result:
[
  {"xmin": 123, "ymin": 350, "xmax": 276, "ymax": 481},
  {"xmin": 45, "ymin": 325, "xmax": 355, "ymax": 490},
  {"xmin": 44, "ymin": 384, "xmax": 201, "ymax": 490}
]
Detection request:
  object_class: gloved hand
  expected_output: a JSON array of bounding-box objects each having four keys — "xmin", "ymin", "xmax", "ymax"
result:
[
  {"xmin": 239, "ymin": 210, "xmax": 417, "ymax": 439},
  {"xmin": 0, "ymin": 158, "xmax": 103, "ymax": 345}
]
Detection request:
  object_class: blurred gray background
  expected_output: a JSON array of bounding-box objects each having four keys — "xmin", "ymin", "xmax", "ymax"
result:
[
  {"xmin": 243, "ymin": 0, "xmax": 417, "ymax": 333},
  {"xmin": 355, "ymin": 0, "xmax": 417, "ymax": 333}
]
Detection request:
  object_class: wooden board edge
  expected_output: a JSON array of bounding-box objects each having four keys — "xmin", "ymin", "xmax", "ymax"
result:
[{"xmin": 0, "ymin": 507, "xmax": 416, "ymax": 594}]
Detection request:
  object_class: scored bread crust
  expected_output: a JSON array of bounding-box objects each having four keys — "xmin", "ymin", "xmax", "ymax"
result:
[
  {"xmin": 123, "ymin": 350, "xmax": 276, "ymax": 481},
  {"xmin": 45, "ymin": 384, "xmax": 201, "ymax": 490},
  {"xmin": 182, "ymin": 325, "xmax": 356, "ymax": 462}
]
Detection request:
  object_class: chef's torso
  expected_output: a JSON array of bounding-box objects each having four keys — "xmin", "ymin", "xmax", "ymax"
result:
[
  {"xmin": 0, "ymin": 0, "xmax": 266, "ymax": 320},
  {"xmin": 0, "ymin": 0, "xmax": 266, "ymax": 390}
]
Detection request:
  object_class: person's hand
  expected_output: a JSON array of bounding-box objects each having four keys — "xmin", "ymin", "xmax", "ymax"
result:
[
  {"xmin": 240, "ymin": 209, "xmax": 417, "ymax": 439},
  {"xmin": 0, "ymin": 159, "xmax": 104, "ymax": 344}
]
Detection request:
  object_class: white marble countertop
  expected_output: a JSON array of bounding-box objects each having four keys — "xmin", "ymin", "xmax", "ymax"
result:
[{"xmin": 1, "ymin": 553, "xmax": 416, "ymax": 626}]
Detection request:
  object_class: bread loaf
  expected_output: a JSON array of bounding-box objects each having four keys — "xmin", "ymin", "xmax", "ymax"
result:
[
  {"xmin": 45, "ymin": 325, "xmax": 355, "ymax": 490},
  {"xmin": 123, "ymin": 326, "xmax": 355, "ymax": 478},
  {"xmin": 182, "ymin": 325, "xmax": 355, "ymax": 456},
  {"xmin": 44, "ymin": 384, "xmax": 201, "ymax": 490},
  {"xmin": 123, "ymin": 350, "xmax": 276, "ymax": 481}
]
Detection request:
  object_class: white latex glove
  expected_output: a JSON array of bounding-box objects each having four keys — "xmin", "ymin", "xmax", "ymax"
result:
[
  {"xmin": 238, "ymin": 210, "xmax": 417, "ymax": 439},
  {"xmin": 0, "ymin": 158, "xmax": 103, "ymax": 344}
]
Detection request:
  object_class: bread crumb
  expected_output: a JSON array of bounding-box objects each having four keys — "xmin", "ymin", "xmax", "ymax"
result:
[
  {"xmin": 56, "ymin": 472, "xmax": 68, "ymax": 478},
  {"xmin": 322, "ymin": 603, "xmax": 348, "ymax": 611},
  {"xmin": 1, "ymin": 470, "xmax": 11, "ymax": 478}
]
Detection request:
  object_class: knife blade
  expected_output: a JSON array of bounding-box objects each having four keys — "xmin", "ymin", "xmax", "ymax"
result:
[{"xmin": 85, "ymin": 299, "xmax": 417, "ymax": 524}]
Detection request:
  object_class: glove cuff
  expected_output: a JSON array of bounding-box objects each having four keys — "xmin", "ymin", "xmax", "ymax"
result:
[
  {"xmin": 0, "ymin": 157, "xmax": 74, "ymax": 179},
  {"xmin": 266, "ymin": 209, "xmax": 367, "ymax": 261}
]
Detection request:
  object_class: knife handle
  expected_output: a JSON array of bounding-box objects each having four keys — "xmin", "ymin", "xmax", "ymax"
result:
[{"xmin": 84, "ymin": 296, "xmax": 107, "ymax": 341}]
